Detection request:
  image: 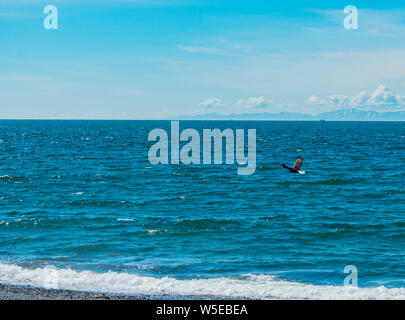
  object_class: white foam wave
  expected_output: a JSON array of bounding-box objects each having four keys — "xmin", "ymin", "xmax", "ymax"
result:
[{"xmin": 0, "ymin": 263, "xmax": 404, "ymax": 299}]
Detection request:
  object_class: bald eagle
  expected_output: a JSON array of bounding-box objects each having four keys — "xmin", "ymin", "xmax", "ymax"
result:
[{"xmin": 282, "ymin": 156, "xmax": 304, "ymax": 174}]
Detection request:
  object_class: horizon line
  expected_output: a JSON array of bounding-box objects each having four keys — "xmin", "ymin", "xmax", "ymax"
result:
[{"xmin": 0, "ymin": 118, "xmax": 404, "ymax": 122}]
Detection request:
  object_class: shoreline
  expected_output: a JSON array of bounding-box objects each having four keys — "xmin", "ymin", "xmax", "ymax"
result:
[
  {"xmin": 0, "ymin": 283, "xmax": 148, "ymax": 300},
  {"xmin": 0, "ymin": 283, "xmax": 239, "ymax": 300}
]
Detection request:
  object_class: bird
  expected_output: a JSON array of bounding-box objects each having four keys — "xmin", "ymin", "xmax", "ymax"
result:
[{"xmin": 282, "ymin": 156, "xmax": 304, "ymax": 174}]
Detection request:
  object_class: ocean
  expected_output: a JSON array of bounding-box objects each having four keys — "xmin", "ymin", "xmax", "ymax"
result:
[{"xmin": 0, "ymin": 120, "xmax": 404, "ymax": 299}]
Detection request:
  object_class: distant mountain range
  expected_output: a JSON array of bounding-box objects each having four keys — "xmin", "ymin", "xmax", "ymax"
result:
[{"xmin": 174, "ymin": 108, "xmax": 405, "ymax": 121}]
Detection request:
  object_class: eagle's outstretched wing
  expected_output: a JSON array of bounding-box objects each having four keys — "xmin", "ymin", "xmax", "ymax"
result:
[
  {"xmin": 282, "ymin": 156, "xmax": 304, "ymax": 173},
  {"xmin": 293, "ymin": 156, "xmax": 303, "ymax": 171}
]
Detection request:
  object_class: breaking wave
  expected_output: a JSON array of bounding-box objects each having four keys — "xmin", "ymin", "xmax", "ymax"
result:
[{"xmin": 0, "ymin": 263, "xmax": 404, "ymax": 300}]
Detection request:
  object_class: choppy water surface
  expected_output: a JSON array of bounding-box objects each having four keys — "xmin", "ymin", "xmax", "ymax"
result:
[{"xmin": 0, "ymin": 120, "xmax": 404, "ymax": 298}]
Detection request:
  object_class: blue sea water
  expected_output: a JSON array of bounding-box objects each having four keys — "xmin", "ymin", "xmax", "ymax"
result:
[{"xmin": 0, "ymin": 120, "xmax": 404, "ymax": 299}]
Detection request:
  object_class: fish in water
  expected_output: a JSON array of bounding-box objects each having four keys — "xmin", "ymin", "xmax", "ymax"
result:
[{"xmin": 282, "ymin": 156, "xmax": 305, "ymax": 174}]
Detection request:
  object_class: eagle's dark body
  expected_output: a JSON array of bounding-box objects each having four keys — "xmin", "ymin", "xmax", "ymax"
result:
[{"xmin": 282, "ymin": 156, "xmax": 303, "ymax": 173}]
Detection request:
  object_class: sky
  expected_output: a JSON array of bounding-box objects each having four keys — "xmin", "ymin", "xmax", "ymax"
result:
[{"xmin": 1, "ymin": 0, "xmax": 405, "ymax": 119}]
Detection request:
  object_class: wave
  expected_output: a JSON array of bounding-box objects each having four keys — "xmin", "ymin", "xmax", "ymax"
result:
[{"xmin": 0, "ymin": 263, "xmax": 404, "ymax": 299}]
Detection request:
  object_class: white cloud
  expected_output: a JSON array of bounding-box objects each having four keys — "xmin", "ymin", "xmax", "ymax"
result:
[
  {"xmin": 329, "ymin": 94, "xmax": 349, "ymax": 107},
  {"xmin": 307, "ymin": 95, "xmax": 326, "ymax": 105},
  {"xmin": 350, "ymin": 85, "xmax": 404, "ymax": 108},
  {"xmin": 199, "ymin": 98, "xmax": 224, "ymax": 108},
  {"xmin": 236, "ymin": 96, "xmax": 270, "ymax": 109},
  {"xmin": 0, "ymin": 73, "xmax": 50, "ymax": 81},
  {"xmin": 350, "ymin": 91, "xmax": 370, "ymax": 106},
  {"xmin": 367, "ymin": 85, "xmax": 400, "ymax": 106},
  {"xmin": 309, "ymin": 85, "xmax": 405, "ymax": 110},
  {"xmin": 177, "ymin": 45, "xmax": 229, "ymax": 56}
]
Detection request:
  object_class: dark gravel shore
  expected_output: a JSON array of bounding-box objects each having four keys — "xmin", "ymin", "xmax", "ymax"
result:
[
  {"xmin": 0, "ymin": 283, "xmax": 148, "ymax": 300},
  {"xmin": 0, "ymin": 283, "xmax": 238, "ymax": 300}
]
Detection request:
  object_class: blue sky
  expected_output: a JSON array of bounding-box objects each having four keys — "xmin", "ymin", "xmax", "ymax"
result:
[{"xmin": 1, "ymin": 0, "xmax": 405, "ymax": 119}]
